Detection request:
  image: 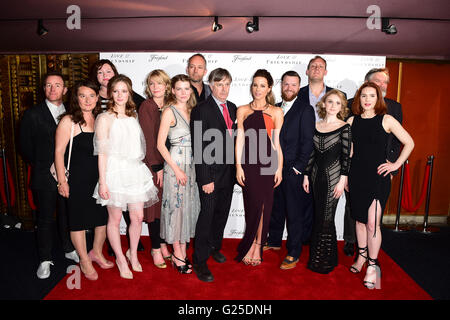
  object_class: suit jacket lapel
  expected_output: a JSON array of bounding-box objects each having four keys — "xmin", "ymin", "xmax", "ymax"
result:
[
  {"xmin": 40, "ymin": 102, "xmax": 58, "ymax": 144},
  {"xmin": 208, "ymin": 96, "xmax": 228, "ymax": 131}
]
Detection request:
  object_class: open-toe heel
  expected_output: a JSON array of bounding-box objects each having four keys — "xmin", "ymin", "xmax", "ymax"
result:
[
  {"xmin": 349, "ymin": 246, "xmax": 368, "ymax": 274},
  {"xmin": 364, "ymin": 257, "xmax": 381, "ymax": 289},
  {"xmin": 171, "ymin": 255, "xmax": 192, "ymax": 274}
]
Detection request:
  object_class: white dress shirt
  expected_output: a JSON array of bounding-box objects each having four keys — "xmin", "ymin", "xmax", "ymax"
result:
[{"xmin": 45, "ymin": 99, "xmax": 66, "ymax": 124}]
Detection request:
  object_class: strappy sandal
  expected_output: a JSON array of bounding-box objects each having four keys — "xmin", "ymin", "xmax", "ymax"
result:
[
  {"xmin": 364, "ymin": 257, "xmax": 381, "ymax": 289},
  {"xmin": 171, "ymin": 254, "xmax": 192, "ymax": 274},
  {"xmin": 251, "ymin": 242, "xmax": 263, "ymax": 266},
  {"xmin": 349, "ymin": 246, "xmax": 368, "ymax": 274}
]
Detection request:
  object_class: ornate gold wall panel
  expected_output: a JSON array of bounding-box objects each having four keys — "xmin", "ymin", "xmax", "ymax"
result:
[{"xmin": 0, "ymin": 54, "xmax": 98, "ymax": 230}]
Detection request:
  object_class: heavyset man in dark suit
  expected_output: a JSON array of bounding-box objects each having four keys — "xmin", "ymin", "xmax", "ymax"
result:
[
  {"xmin": 343, "ymin": 67, "xmax": 403, "ymax": 256},
  {"xmin": 265, "ymin": 71, "xmax": 315, "ymax": 270},
  {"xmin": 190, "ymin": 68, "xmax": 237, "ymax": 282},
  {"xmin": 19, "ymin": 72, "xmax": 78, "ymax": 279}
]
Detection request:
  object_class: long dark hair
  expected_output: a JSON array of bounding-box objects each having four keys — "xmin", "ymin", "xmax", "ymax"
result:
[
  {"xmin": 63, "ymin": 80, "xmax": 102, "ymax": 125},
  {"xmin": 89, "ymin": 59, "xmax": 119, "ymax": 87},
  {"xmin": 107, "ymin": 74, "xmax": 137, "ymax": 118},
  {"xmin": 251, "ymin": 69, "xmax": 275, "ymax": 106}
]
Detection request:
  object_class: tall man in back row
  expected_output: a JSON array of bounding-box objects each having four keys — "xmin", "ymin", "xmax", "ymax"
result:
[
  {"xmin": 190, "ymin": 68, "xmax": 237, "ymax": 282},
  {"xmin": 343, "ymin": 67, "xmax": 403, "ymax": 256},
  {"xmin": 187, "ymin": 53, "xmax": 211, "ymax": 104}
]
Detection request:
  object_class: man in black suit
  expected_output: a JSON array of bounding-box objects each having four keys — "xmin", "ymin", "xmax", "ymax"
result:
[
  {"xmin": 186, "ymin": 53, "xmax": 211, "ymax": 104},
  {"xmin": 190, "ymin": 68, "xmax": 236, "ymax": 282},
  {"xmin": 343, "ymin": 67, "xmax": 403, "ymax": 256},
  {"xmin": 274, "ymin": 56, "xmax": 344, "ymax": 252},
  {"xmin": 265, "ymin": 71, "xmax": 315, "ymax": 269},
  {"xmin": 19, "ymin": 72, "xmax": 77, "ymax": 279},
  {"xmin": 297, "ymin": 56, "xmax": 337, "ymax": 121}
]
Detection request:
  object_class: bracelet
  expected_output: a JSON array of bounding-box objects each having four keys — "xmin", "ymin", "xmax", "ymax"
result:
[{"xmin": 57, "ymin": 181, "xmax": 66, "ymax": 187}]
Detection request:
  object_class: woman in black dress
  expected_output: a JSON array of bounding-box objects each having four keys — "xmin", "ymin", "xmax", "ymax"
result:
[
  {"xmin": 235, "ymin": 70, "xmax": 284, "ymax": 265},
  {"xmin": 55, "ymin": 80, "xmax": 113, "ymax": 281},
  {"xmin": 303, "ymin": 89, "xmax": 351, "ymax": 274},
  {"xmin": 347, "ymin": 82, "xmax": 414, "ymax": 289}
]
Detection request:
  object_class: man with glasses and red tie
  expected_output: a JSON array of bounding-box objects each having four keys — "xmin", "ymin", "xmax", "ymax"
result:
[{"xmin": 190, "ymin": 68, "xmax": 237, "ymax": 282}]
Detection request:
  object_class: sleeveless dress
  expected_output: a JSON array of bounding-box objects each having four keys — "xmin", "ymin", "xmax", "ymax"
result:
[
  {"xmin": 65, "ymin": 124, "xmax": 107, "ymax": 231},
  {"xmin": 349, "ymin": 115, "xmax": 391, "ymax": 228},
  {"xmin": 305, "ymin": 124, "xmax": 351, "ymax": 273},
  {"xmin": 235, "ymin": 109, "xmax": 277, "ymax": 262},
  {"xmin": 160, "ymin": 106, "xmax": 200, "ymax": 244},
  {"xmin": 92, "ymin": 112, "xmax": 159, "ymax": 211}
]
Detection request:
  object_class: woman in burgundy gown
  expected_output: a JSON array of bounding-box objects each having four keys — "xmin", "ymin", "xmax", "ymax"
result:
[
  {"xmin": 139, "ymin": 69, "xmax": 173, "ymax": 268},
  {"xmin": 235, "ymin": 69, "xmax": 284, "ymax": 265}
]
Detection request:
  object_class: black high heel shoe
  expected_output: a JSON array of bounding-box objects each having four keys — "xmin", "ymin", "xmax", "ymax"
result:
[
  {"xmin": 171, "ymin": 255, "xmax": 192, "ymax": 274},
  {"xmin": 364, "ymin": 257, "xmax": 381, "ymax": 289},
  {"xmin": 349, "ymin": 246, "xmax": 368, "ymax": 273}
]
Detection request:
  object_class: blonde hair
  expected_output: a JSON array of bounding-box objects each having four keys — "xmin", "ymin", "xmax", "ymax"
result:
[
  {"xmin": 316, "ymin": 89, "xmax": 348, "ymax": 120},
  {"xmin": 145, "ymin": 69, "xmax": 171, "ymax": 100},
  {"xmin": 166, "ymin": 74, "xmax": 197, "ymax": 112}
]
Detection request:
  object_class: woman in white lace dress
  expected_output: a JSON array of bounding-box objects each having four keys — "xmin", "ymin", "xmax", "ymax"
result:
[{"xmin": 93, "ymin": 74, "xmax": 158, "ymax": 279}]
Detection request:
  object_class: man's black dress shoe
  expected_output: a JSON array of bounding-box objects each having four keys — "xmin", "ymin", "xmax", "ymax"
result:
[
  {"xmin": 211, "ymin": 250, "xmax": 226, "ymax": 263},
  {"xmin": 343, "ymin": 241, "xmax": 355, "ymax": 257},
  {"xmin": 193, "ymin": 264, "xmax": 214, "ymax": 282}
]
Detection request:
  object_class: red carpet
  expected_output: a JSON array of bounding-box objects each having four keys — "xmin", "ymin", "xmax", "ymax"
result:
[{"xmin": 44, "ymin": 237, "xmax": 431, "ymax": 300}]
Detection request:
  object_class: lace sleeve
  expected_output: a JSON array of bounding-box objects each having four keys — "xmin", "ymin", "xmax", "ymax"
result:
[
  {"xmin": 340, "ymin": 124, "xmax": 351, "ymax": 175},
  {"xmin": 93, "ymin": 112, "xmax": 112, "ymax": 156},
  {"xmin": 304, "ymin": 143, "xmax": 316, "ymax": 176}
]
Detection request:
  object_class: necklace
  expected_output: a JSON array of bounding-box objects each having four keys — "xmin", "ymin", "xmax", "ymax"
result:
[{"xmin": 250, "ymin": 101, "xmax": 269, "ymax": 111}]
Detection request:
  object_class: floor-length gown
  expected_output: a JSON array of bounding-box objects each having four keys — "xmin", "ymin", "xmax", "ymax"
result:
[
  {"xmin": 305, "ymin": 124, "xmax": 351, "ymax": 273},
  {"xmin": 349, "ymin": 115, "xmax": 391, "ymax": 229},
  {"xmin": 160, "ymin": 106, "xmax": 200, "ymax": 244},
  {"xmin": 235, "ymin": 108, "xmax": 277, "ymax": 262}
]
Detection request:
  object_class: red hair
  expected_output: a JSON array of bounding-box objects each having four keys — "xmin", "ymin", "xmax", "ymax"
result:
[{"xmin": 351, "ymin": 82, "xmax": 387, "ymax": 115}]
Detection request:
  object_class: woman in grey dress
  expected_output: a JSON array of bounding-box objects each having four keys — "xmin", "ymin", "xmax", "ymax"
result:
[{"xmin": 157, "ymin": 74, "xmax": 200, "ymax": 274}]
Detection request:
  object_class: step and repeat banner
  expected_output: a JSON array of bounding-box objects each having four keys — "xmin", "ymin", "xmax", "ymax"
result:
[{"xmin": 101, "ymin": 52, "xmax": 385, "ymax": 240}]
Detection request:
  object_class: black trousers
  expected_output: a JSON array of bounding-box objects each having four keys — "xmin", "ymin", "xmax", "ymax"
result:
[
  {"xmin": 148, "ymin": 218, "xmax": 166, "ymax": 250},
  {"xmin": 193, "ymin": 184, "xmax": 234, "ymax": 266},
  {"xmin": 343, "ymin": 190, "xmax": 356, "ymax": 243},
  {"xmin": 267, "ymin": 170, "xmax": 313, "ymax": 259},
  {"xmin": 33, "ymin": 189, "xmax": 74, "ymax": 262}
]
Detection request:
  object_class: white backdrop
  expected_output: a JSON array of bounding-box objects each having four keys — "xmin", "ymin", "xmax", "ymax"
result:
[{"xmin": 100, "ymin": 52, "xmax": 385, "ymax": 240}]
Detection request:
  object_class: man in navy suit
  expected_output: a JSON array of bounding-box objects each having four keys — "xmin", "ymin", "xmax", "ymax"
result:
[
  {"xmin": 343, "ymin": 67, "xmax": 403, "ymax": 256},
  {"xmin": 265, "ymin": 71, "xmax": 315, "ymax": 269},
  {"xmin": 190, "ymin": 68, "xmax": 237, "ymax": 282},
  {"xmin": 20, "ymin": 72, "xmax": 77, "ymax": 279},
  {"xmin": 295, "ymin": 56, "xmax": 347, "ymax": 247}
]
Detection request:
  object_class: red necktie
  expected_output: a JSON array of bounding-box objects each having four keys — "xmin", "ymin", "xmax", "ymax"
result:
[{"xmin": 221, "ymin": 103, "xmax": 233, "ymax": 136}]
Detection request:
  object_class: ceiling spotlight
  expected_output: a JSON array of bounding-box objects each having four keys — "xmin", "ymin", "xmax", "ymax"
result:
[
  {"xmin": 37, "ymin": 19, "xmax": 49, "ymax": 36},
  {"xmin": 246, "ymin": 16, "xmax": 259, "ymax": 33},
  {"xmin": 212, "ymin": 16, "xmax": 222, "ymax": 32},
  {"xmin": 381, "ymin": 17, "xmax": 397, "ymax": 35}
]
